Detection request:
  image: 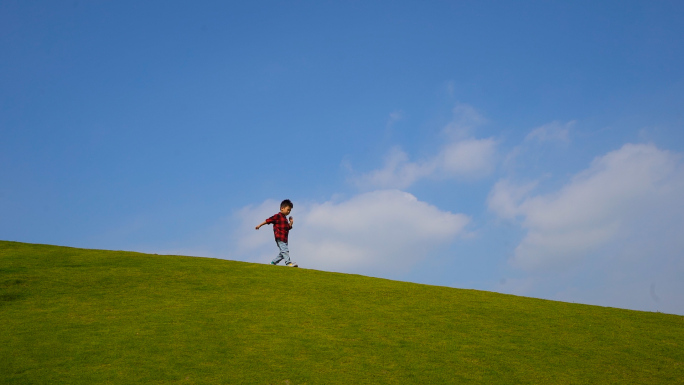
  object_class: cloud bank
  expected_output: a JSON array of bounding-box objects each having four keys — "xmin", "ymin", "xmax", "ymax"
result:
[
  {"xmin": 491, "ymin": 143, "xmax": 684, "ymax": 270},
  {"xmin": 490, "ymin": 142, "xmax": 684, "ymax": 313}
]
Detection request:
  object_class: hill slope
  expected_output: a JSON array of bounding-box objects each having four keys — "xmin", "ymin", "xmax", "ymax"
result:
[{"xmin": 1, "ymin": 241, "xmax": 682, "ymax": 384}]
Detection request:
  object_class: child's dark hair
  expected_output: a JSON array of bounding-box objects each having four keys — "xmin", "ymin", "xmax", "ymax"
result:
[{"xmin": 280, "ymin": 199, "xmax": 293, "ymax": 209}]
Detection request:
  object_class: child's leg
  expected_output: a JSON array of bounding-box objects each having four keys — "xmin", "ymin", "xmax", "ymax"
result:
[
  {"xmin": 271, "ymin": 245, "xmax": 283, "ymax": 265},
  {"xmin": 272, "ymin": 241, "xmax": 291, "ymax": 265}
]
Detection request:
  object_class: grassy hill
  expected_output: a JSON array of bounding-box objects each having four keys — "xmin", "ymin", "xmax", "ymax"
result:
[{"xmin": 1, "ymin": 241, "xmax": 682, "ymax": 384}]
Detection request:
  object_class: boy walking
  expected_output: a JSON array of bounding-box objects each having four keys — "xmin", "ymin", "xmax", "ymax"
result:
[{"xmin": 255, "ymin": 199, "xmax": 298, "ymax": 267}]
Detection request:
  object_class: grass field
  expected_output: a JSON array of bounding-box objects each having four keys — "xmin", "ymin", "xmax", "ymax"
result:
[{"xmin": 1, "ymin": 241, "xmax": 682, "ymax": 384}]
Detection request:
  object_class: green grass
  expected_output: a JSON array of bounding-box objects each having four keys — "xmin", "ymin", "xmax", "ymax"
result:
[{"xmin": 1, "ymin": 241, "xmax": 682, "ymax": 384}]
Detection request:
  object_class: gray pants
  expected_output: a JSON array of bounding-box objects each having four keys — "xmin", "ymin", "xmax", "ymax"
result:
[{"xmin": 272, "ymin": 240, "xmax": 291, "ymax": 265}]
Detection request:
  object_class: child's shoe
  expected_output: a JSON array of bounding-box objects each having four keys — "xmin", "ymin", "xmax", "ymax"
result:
[
  {"xmin": 271, "ymin": 261, "xmax": 277, "ymax": 265},
  {"xmin": 286, "ymin": 262, "xmax": 298, "ymax": 267}
]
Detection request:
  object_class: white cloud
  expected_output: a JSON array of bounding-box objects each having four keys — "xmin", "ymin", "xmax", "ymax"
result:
[
  {"xmin": 443, "ymin": 103, "xmax": 488, "ymax": 138},
  {"xmin": 503, "ymin": 120, "xmax": 575, "ymax": 173},
  {"xmin": 493, "ymin": 143, "xmax": 684, "ymax": 269},
  {"xmin": 234, "ymin": 190, "xmax": 470, "ymax": 276},
  {"xmin": 438, "ymin": 138, "xmax": 498, "ymax": 177},
  {"xmin": 354, "ymin": 104, "xmax": 497, "ymax": 189},
  {"xmin": 524, "ymin": 120, "xmax": 574, "ymax": 143},
  {"xmin": 386, "ymin": 110, "xmax": 404, "ymax": 128},
  {"xmin": 489, "ymin": 143, "xmax": 684, "ymax": 314},
  {"xmin": 354, "ymin": 147, "xmax": 434, "ymax": 190},
  {"xmin": 488, "ymin": 179, "xmax": 538, "ymax": 220}
]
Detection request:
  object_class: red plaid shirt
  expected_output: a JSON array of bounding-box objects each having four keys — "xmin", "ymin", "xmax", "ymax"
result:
[{"xmin": 265, "ymin": 212, "xmax": 292, "ymax": 243}]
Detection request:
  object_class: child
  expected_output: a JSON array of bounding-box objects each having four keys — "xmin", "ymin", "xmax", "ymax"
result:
[{"xmin": 255, "ymin": 199, "xmax": 297, "ymax": 267}]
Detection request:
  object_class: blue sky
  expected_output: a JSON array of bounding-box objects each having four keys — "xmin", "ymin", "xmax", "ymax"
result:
[{"xmin": 2, "ymin": 1, "xmax": 684, "ymax": 314}]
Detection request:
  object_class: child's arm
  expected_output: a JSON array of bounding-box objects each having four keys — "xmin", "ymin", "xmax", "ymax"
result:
[
  {"xmin": 289, "ymin": 216, "xmax": 294, "ymax": 229},
  {"xmin": 255, "ymin": 220, "xmax": 268, "ymax": 230}
]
